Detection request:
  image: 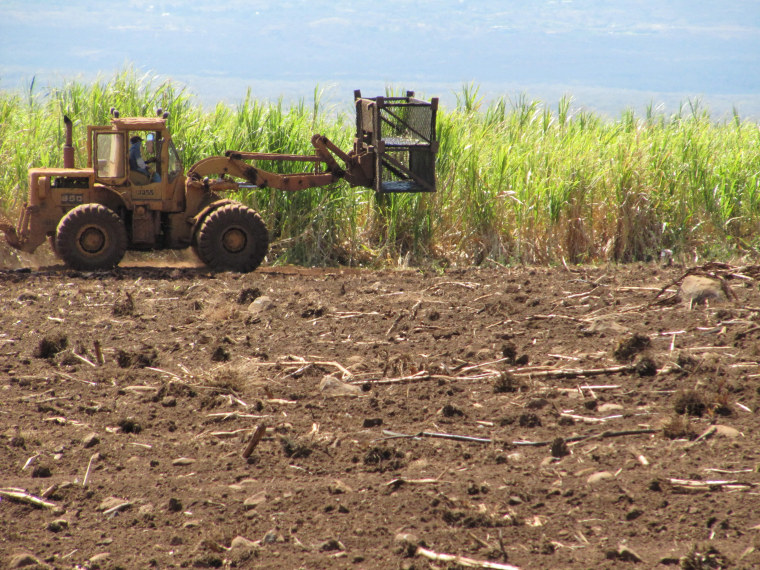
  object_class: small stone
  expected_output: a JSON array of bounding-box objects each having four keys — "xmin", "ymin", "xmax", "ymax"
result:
[
  {"xmin": 8, "ymin": 552, "xmax": 49, "ymax": 569},
  {"xmin": 526, "ymin": 398, "xmax": 549, "ymax": 410},
  {"xmin": 394, "ymin": 532, "xmax": 420, "ymax": 556},
  {"xmin": 713, "ymin": 425, "xmax": 741, "ymax": 438},
  {"xmin": 319, "ymin": 375, "xmax": 361, "ymax": 398},
  {"xmin": 82, "ymin": 432, "xmax": 100, "ymax": 448},
  {"xmin": 319, "ymin": 539, "xmax": 345, "ymax": 552},
  {"xmin": 89, "ymin": 552, "xmax": 111, "ymax": 567},
  {"xmin": 597, "ymin": 403, "xmax": 624, "ymax": 413},
  {"xmin": 694, "ymin": 424, "xmax": 742, "ymax": 441},
  {"xmin": 230, "ymin": 536, "xmax": 257, "ymax": 550},
  {"xmin": 626, "ymin": 508, "xmax": 644, "ymax": 521},
  {"xmin": 328, "ymin": 479, "xmax": 353, "ymax": 495},
  {"xmin": 161, "ymin": 396, "xmax": 177, "ymax": 407},
  {"xmin": 97, "ymin": 497, "xmax": 131, "ymax": 516},
  {"xmin": 98, "ymin": 496, "xmax": 127, "ymax": 511},
  {"xmin": 137, "ymin": 503, "xmax": 155, "ymax": 517},
  {"xmin": 248, "ymin": 296, "xmax": 274, "ymax": 314},
  {"xmin": 394, "ymin": 532, "xmax": 420, "ymax": 546},
  {"xmin": 606, "ymin": 544, "xmax": 643, "ymax": 563},
  {"xmin": 47, "ymin": 518, "xmax": 69, "ymax": 532},
  {"xmin": 228, "ymin": 535, "xmax": 259, "ymax": 564},
  {"xmin": 585, "ymin": 318, "xmax": 629, "ymax": 335},
  {"xmin": 680, "ymin": 275, "xmax": 728, "ymax": 305},
  {"xmin": 172, "ymin": 457, "xmax": 196, "ymax": 466},
  {"xmin": 243, "ymin": 491, "xmax": 267, "ymax": 510},
  {"xmin": 587, "ymin": 471, "xmax": 615, "ymax": 485}
]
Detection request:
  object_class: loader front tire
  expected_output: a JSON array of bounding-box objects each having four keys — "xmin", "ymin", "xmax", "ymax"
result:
[
  {"xmin": 55, "ymin": 204, "xmax": 127, "ymax": 270},
  {"xmin": 196, "ymin": 203, "xmax": 268, "ymax": 272}
]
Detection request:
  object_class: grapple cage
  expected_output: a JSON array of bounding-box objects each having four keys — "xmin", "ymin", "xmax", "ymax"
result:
[{"xmin": 354, "ymin": 90, "xmax": 438, "ymax": 193}]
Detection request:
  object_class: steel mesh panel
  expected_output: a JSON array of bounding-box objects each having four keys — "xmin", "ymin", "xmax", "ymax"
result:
[
  {"xmin": 379, "ymin": 104, "xmax": 434, "ymax": 146},
  {"xmin": 380, "ymin": 149, "xmax": 410, "ymax": 183}
]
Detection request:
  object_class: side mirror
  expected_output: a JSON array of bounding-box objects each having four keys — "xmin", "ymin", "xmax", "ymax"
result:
[{"xmin": 146, "ymin": 133, "xmax": 155, "ymax": 154}]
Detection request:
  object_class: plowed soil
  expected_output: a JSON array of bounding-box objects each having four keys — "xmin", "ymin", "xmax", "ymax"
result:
[{"xmin": 2, "ymin": 251, "xmax": 760, "ymax": 569}]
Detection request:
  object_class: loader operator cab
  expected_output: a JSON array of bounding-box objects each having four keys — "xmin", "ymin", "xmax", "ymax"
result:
[{"xmin": 90, "ymin": 114, "xmax": 183, "ymax": 194}]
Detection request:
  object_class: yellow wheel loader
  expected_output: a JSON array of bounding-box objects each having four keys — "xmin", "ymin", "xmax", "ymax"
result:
[{"xmin": 1, "ymin": 91, "xmax": 438, "ymax": 272}]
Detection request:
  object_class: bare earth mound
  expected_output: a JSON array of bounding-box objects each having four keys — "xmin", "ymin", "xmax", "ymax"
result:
[{"xmin": 2, "ymin": 261, "xmax": 760, "ymax": 569}]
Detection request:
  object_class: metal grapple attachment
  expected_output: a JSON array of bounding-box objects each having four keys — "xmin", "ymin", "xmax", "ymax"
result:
[{"xmin": 354, "ymin": 90, "xmax": 438, "ymax": 193}]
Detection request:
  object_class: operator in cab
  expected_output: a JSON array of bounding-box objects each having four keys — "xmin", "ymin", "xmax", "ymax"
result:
[{"xmin": 129, "ymin": 135, "xmax": 161, "ymax": 184}]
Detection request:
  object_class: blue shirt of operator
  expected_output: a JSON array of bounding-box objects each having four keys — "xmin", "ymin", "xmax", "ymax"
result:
[{"xmin": 129, "ymin": 136, "xmax": 150, "ymax": 176}]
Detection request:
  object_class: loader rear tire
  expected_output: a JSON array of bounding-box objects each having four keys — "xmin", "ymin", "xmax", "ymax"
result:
[
  {"xmin": 196, "ymin": 203, "xmax": 268, "ymax": 272},
  {"xmin": 48, "ymin": 235, "xmax": 60, "ymax": 259},
  {"xmin": 55, "ymin": 204, "xmax": 127, "ymax": 270}
]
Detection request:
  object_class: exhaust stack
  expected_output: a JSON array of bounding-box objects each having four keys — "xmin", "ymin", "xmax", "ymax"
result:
[{"xmin": 63, "ymin": 115, "xmax": 74, "ymax": 168}]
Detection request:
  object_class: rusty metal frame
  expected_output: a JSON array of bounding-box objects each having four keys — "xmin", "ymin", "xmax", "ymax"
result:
[{"xmin": 353, "ymin": 91, "xmax": 438, "ymax": 194}]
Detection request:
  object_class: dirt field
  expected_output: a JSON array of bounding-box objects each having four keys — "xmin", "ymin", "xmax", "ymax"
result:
[{"xmin": 2, "ymin": 249, "xmax": 760, "ymax": 569}]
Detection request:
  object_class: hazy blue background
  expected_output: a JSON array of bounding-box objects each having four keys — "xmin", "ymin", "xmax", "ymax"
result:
[{"xmin": 2, "ymin": 0, "xmax": 759, "ymax": 117}]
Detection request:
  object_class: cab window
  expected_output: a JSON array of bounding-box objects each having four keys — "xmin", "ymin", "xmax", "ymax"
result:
[
  {"xmin": 95, "ymin": 132, "xmax": 125, "ymax": 178},
  {"xmin": 168, "ymin": 140, "xmax": 182, "ymax": 182}
]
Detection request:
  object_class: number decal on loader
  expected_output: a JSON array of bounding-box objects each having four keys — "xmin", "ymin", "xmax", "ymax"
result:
[{"xmin": 61, "ymin": 193, "xmax": 84, "ymax": 204}]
